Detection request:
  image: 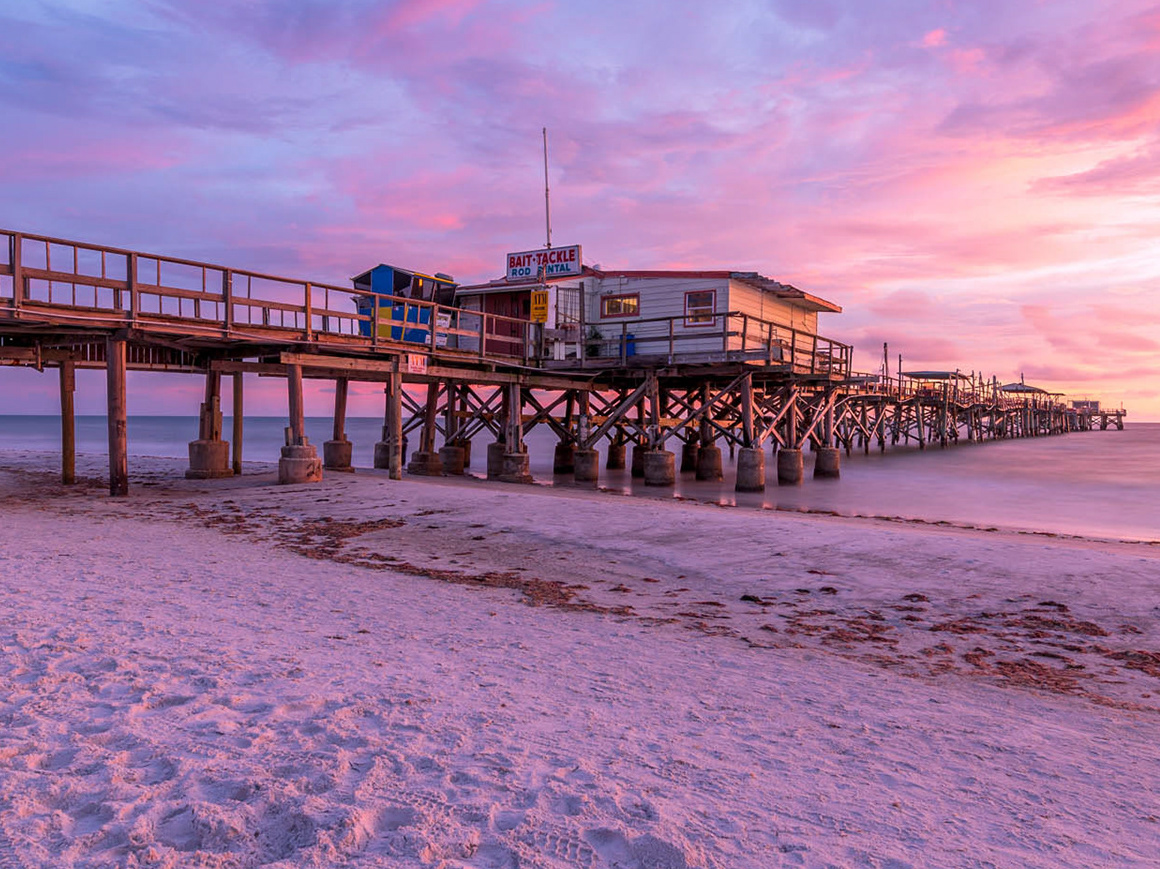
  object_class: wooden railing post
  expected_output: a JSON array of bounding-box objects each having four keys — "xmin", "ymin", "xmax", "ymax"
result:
[
  {"xmin": 222, "ymin": 270, "xmax": 233, "ymax": 334},
  {"xmin": 10, "ymin": 232, "xmax": 22, "ymax": 309},
  {"xmin": 371, "ymin": 294, "xmax": 379, "ymax": 349},
  {"xmin": 304, "ymin": 282, "xmax": 313, "ymax": 340},
  {"xmin": 127, "ymin": 252, "xmax": 138, "ymax": 322}
]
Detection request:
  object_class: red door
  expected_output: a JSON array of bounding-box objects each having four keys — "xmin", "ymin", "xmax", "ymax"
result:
[{"xmin": 483, "ymin": 292, "xmax": 528, "ymax": 356}]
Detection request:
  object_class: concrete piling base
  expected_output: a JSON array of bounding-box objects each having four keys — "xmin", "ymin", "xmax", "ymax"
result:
[
  {"xmin": 813, "ymin": 446, "xmax": 841, "ymax": 479},
  {"xmin": 438, "ymin": 444, "xmax": 466, "ymax": 475},
  {"xmin": 373, "ymin": 441, "xmax": 391, "ymax": 469},
  {"xmin": 553, "ymin": 442, "xmax": 575, "ymax": 475},
  {"xmin": 735, "ymin": 447, "xmax": 766, "ymax": 492},
  {"xmin": 777, "ymin": 448, "xmax": 804, "ymax": 485},
  {"xmin": 573, "ymin": 449, "xmax": 599, "ymax": 483},
  {"xmin": 499, "ymin": 451, "xmax": 534, "ymax": 484},
  {"xmin": 695, "ymin": 444, "xmax": 723, "ymax": 481},
  {"xmin": 278, "ymin": 442, "xmax": 322, "ymax": 484},
  {"xmin": 643, "ymin": 450, "xmax": 676, "ymax": 486},
  {"xmin": 186, "ymin": 439, "xmax": 233, "ymax": 479},
  {"xmin": 323, "ymin": 438, "xmax": 354, "ymax": 472},
  {"xmin": 487, "ymin": 442, "xmax": 506, "ymax": 480},
  {"xmin": 606, "ymin": 442, "xmax": 627, "ymax": 470},
  {"xmin": 407, "ymin": 450, "xmax": 443, "ymax": 476},
  {"xmin": 630, "ymin": 444, "xmax": 646, "ymax": 478},
  {"xmin": 680, "ymin": 441, "xmax": 699, "ymax": 472}
]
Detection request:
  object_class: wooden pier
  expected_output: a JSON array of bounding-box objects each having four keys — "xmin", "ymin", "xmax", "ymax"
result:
[{"xmin": 1, "ymin": 229, "xmax": 1125, "ymax": 495}]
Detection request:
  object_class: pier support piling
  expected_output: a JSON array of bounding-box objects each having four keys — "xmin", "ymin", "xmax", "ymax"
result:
[
  {"xmin": 498, "ymin": 383, "xmax": 532, "ymax": 484},
  {"xmin": 487, "ymin": 441, "xmax": 506, "ymax": 480},
  {"xmin": 813, "ymin": 447, "xmax": 841, "ymax": 479},
  {"xmin": 106, "ymin": 336, "xmax": 129, "ymax": 497},
  {"xmin": 735, "ymin": 447, "xmax": 766, "ymax": 492},
  {"xmin": 680, "ymin": 437, "xmax": 699, "ymax": 473},
  {"xmin": 278, "ymin": 363, "xmax": 322, "ymax": 484},
  {"xmin": 323, "ymin": 377, "xmax": 354, "ymax": 472},
  {"xmin": 187, "ymin": 371, "xmax": 233, "ymax": 479},
  {"xmin": 553, "ymin": 441, "xmax": 576, "ymax": 475},
  {"xmin": 573, "ymin": 448, "xmax": 599, "ymax": 482},
  {"xmin": 373, "ymin": 371, "xmax": 403, "ymax": 479},
  {"xmin": 439, "ymin": 381, "xmax": 466, "ymax": 474},
  {"xmin": 643, "ymin": 449, "xmax": 676, "ymax": 486},
  {"xmin": 695, "ymin": 443, "xmax": 723, "ymax": 480},
  {"xmin": 630, "ymin": 442, "xmax": 646, "ymax": 478},
  {"xmin": 231, "ymin": 372, "xmax": 243, "ymax": 476},
  {"xmin": 606, "ymin": 438, "xmax": 626, "ymax": 470},
  {"xmin": 777, "ymin": 448, "xmax": 804, "ymax": 486},
  {"xmin": 407, "ymin": 382, "xmax": 444, "ymax": 476},
  {"xmin": 439, "ymin": 443, "xmax": 466, "ymax": 475},
  {"xmin": 59, "ymin": 360, "xmax": 75, "ymax": 485}
]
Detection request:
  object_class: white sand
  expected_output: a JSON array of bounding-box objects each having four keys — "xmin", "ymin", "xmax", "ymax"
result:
[{"xmin": 1, "ymin": 450, "xmax": 1159, "ymax": 868}]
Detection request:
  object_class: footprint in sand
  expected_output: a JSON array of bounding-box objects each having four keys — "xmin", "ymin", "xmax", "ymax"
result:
[{"xmin": 584, "ymin": 828, "xmax": 690, "ymax": 869}]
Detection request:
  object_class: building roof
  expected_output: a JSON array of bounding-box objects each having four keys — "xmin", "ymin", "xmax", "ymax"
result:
[
  {"xmin": 1001, "ymin": 383, "xmax": 1050, "ymax": 394},
  {"xmin": 903, "ymin": 370, "xmax": 971, "ymax": 381},
  {"xmin": 457, "ymin": 267, "xmax": 842, "ymax": 313}
]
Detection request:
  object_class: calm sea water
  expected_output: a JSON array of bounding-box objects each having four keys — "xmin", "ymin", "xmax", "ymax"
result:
[{"xmin": 1, "ymin": 415, "xmax": 1156, "ymax": 543}]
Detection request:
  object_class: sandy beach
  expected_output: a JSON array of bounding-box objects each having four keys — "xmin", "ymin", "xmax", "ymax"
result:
[{"xmin": 1, "ymin": 450, "xmax": 1159, "ymax": 868}]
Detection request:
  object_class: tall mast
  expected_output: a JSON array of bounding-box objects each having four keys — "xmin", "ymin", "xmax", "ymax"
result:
[{"xmin": 543, "ymin": 127, "xmax": 552, "ymax": 249}]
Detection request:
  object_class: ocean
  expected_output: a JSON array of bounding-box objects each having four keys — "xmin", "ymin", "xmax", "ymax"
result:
[{"xmin": 1, "ymin": 415, "xmax": 1156, "ymax": 543}]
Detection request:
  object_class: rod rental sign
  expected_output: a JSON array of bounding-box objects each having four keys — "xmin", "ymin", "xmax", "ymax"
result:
[{"xmin": 506, "ymin": 245, "xmax": 582, "ymax": 280}]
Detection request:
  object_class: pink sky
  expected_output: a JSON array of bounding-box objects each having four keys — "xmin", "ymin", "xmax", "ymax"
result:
[{"xmin": 2, "ymin": 0, "xmax": 1157, "ymax": 419}]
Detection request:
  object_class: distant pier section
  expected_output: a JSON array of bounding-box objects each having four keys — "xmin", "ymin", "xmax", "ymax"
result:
[{"xmin": 1, "ymin": 228, "xmax": 1127, "ymax": 496}]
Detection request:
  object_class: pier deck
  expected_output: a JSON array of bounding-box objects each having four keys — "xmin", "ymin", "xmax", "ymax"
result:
[{"xmin": 1, "ymin": 229, "xmax": 1124, "ymax": 495}]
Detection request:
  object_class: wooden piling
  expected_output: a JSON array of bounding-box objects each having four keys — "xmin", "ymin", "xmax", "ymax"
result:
[
  {"xmin": 59, "ymin": 360, "xmax": 76, "ymax": 485},
  {"xmin": 389, "ymin": 371, "xmax": 402, "ymax": 480},
  {"xmin": 278, "ymin": 362, "xmax": 323, "ymax": 484},
  {"xmin": 287, "ymin": 363, "xmax": 306, "ymax": 445},
  {"xmin": 332, "ymin": 377, "xmax": 348, "ymax": 443},
  {"xmin": 232, "ymin": 372, "xmax": 243, "ymax": 475},
  {"xmin": 324, "ymin": 377, "xmax": 354, "ymax": 471},
  {"xmin": 106, "ymin": 336, "xmax": 128, "ymax": 497}
]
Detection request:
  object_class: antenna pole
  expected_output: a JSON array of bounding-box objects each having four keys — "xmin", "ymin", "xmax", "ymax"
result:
[{"xmin": 543, "ymin": 127, "xmax": 552, "ymax": 249}]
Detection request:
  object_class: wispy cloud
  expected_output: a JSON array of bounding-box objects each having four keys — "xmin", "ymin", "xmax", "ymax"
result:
[{"xmin": 1, "ymin": 0, "xmax": 1158, "ymax": 415}]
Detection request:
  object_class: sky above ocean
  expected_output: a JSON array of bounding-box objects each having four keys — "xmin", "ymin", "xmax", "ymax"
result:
[{"xmin": 1, "ymin": 0, "xmax": 1157, "ymax": 417}]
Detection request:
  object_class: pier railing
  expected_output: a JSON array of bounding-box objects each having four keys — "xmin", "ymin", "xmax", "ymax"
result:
[
  {"xmin": 581, "ymin": 310, "xmax": 852, "ymax": 377},
  {"xmin": 845, "ymin": 371, "xmax": 1076, "ymax": 412},
  {"xmin": 0, "ymin": 229, "xmax": 534, "ymax": 363}
]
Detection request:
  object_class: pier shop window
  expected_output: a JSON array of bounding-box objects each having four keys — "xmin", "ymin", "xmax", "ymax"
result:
[
  {"xmin": 600, "ymin": 293, "xmax": 639, "ymax": 318},
  {"xmin": 684, "ymin": 289, "xmax": 716, "ymax": 326}
]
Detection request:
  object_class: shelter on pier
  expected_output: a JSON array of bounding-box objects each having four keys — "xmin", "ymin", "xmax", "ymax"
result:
[{"xmin": 455, "ymin": 266, "xmax": 843, "ymax": 368}]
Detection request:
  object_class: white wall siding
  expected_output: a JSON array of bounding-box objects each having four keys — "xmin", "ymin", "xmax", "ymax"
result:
[
  {"xmin": 585, "ymin": 277, "xmax": 825, "ymax": 358},
  {"xmin": 587, "ymin": 277, "xmax": 729, "ymax": 357}
]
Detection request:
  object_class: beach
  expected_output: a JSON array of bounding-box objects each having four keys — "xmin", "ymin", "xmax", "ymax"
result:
[{"xmin": 2, "ymin": 450, "xmax": 1159, "ymax": 868}]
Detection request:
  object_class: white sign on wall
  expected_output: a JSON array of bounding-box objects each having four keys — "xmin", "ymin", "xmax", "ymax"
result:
[{"xmin": 506, "ymin": 245, "xmax": 582, "ymax": 280}]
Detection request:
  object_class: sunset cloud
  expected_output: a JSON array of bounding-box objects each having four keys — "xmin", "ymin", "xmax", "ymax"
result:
[{"xmin": 0, "ymin": 0, "xmax": 1157, "ymax": 417}]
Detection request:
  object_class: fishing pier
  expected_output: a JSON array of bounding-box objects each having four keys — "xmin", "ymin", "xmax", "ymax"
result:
[{"xmin": 0, "ymin": 229, "xmax": 1125, "ymax": 496}]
